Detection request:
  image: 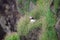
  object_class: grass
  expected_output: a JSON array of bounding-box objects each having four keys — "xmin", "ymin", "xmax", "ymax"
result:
[
  {"xmin": 37, "ymin": 0, "xmax": 57, "ymax": 40},
  {"xmin": 17, "ymin": 15, "xmax": 42, "ymax": 36},
  {"xmin": 4, "ymin": 32, "xmax": 19, "ymax": 40},
  {"xmin": 6, "ymin": 0, "xmax": 58, "ymax": 40},
  {"xmin": 54, "ymin": 0, "xmax": 60, "ymax": 13},
  {"xmin": 17, "ymin": 0, "xmax": 58, "ymax": 40},
  {"xmin": 46, "ymin": 9, "xmax": 57, "ymax": 40},
  {"xmin": 39, "ymin": 8, "xmax": 57, "ymax": 40}
]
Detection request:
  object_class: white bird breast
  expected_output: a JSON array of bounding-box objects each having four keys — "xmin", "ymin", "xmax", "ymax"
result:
[{"xmin": 30, "ymin": 19, "xmax": 36, "ymax": 23}]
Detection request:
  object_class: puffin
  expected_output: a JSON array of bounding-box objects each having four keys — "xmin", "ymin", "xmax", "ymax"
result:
[{"xmin": 29, "ymin": 16, "xmax": 36, "ymax": 23}]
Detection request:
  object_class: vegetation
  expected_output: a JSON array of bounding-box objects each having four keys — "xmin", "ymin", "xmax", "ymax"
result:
[
  {"xmin": 3, "ymin": 0, "xmax": 60, "ymax": 40},
  {"xmin": 4, "ymin": 33, "xmax": 19, "ymax": 40},
  {"xmin": 17, "ymin": 0, "xmax": 58, "ymax": 40}
]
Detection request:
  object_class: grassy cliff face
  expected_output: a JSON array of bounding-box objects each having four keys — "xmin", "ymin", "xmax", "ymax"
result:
[
  {"xmin": 17, "ymin": 0, "xmax": 57, "ymax": 40},
  {"xmin": 37, "ymin": 0, "xmax": 57, "ymax": 40},
  {"xmin": 4, "ymin": 0, "xmax": 58, "ymax": 40}
]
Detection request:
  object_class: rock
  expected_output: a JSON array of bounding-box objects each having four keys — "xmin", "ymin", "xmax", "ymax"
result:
[
  {"xmin": 0, "ymin": 0, "xmax": 21, "ymax": 40},
  {"xmin": 55, "ymin": 19, "xmax": 60, "ymax": 40},
  {"xmin": 29, "ymin": 1, "xmax": 36, "ymax": 11}
]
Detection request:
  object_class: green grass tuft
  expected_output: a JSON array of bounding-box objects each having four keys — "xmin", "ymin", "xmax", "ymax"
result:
[{"xmin": 4, "ymin": 33, "xmax": 19, "ymax": 40}]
